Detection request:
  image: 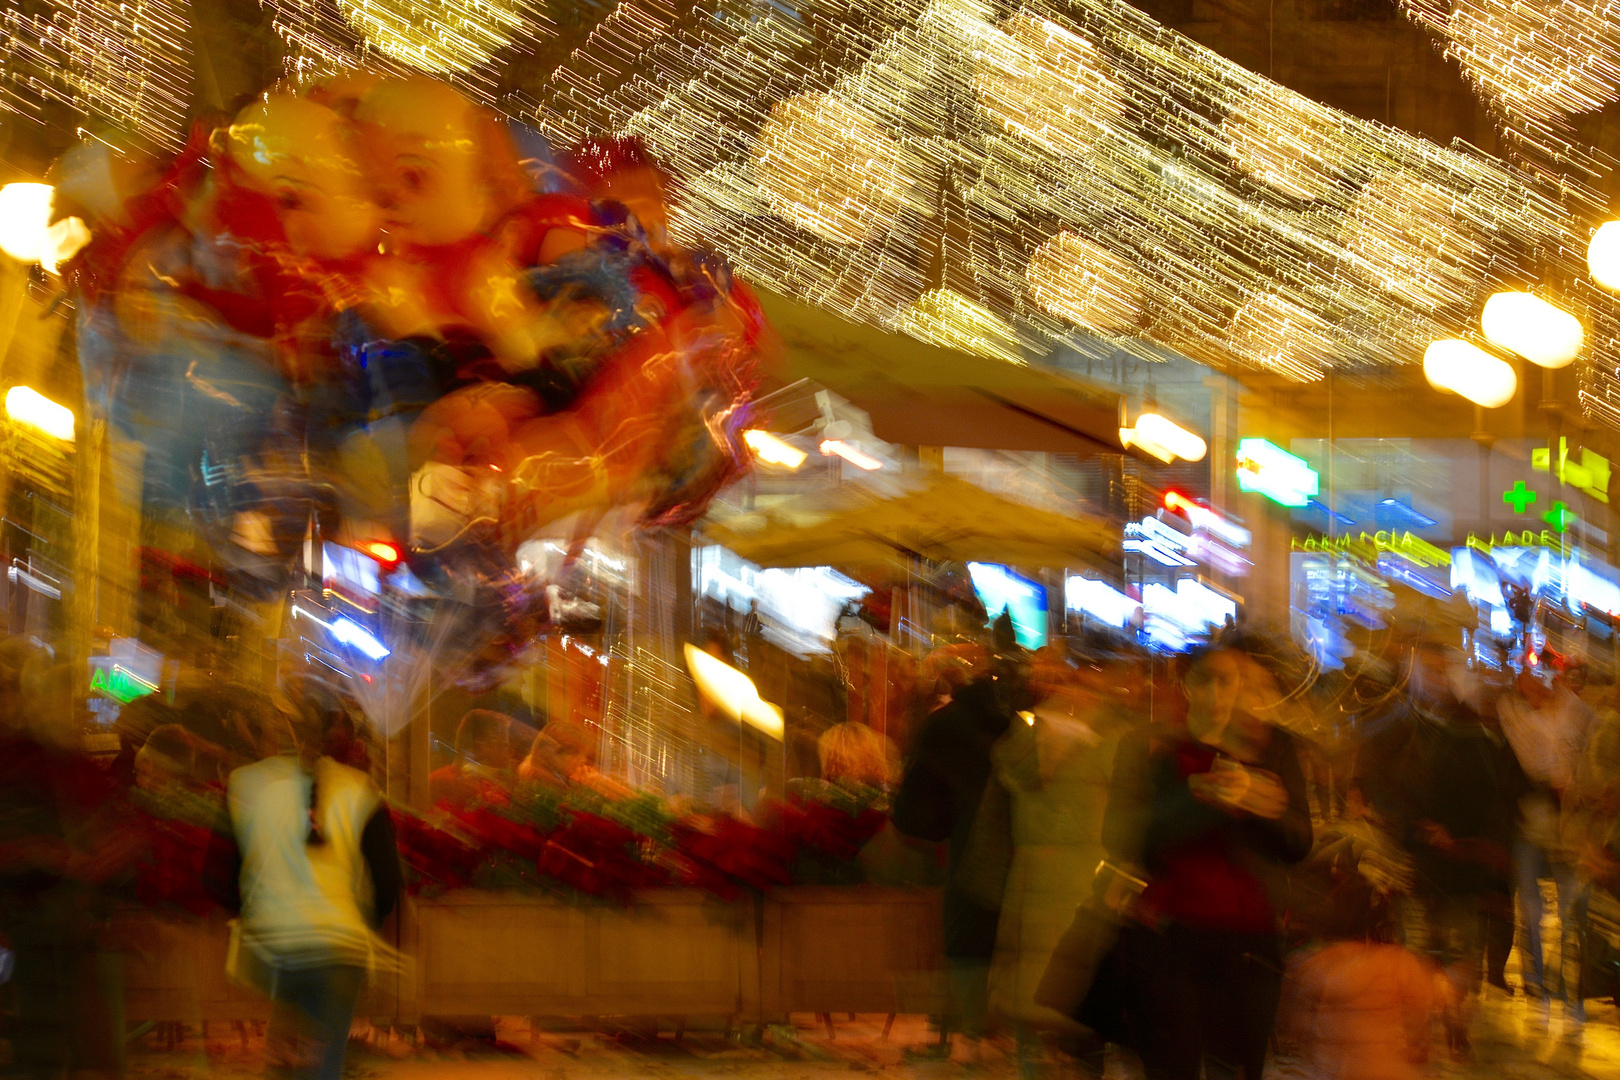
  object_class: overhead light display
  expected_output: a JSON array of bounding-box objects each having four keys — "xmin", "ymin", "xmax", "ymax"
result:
[
  {"xmin": 750, "ymin": 93, "xmax": 916, "ymax": 246},
  {"xmin": 1024, "ymin": 232, "xmax": 1145, "ymax": 334},
  {"xmin": 972, "ymin": 13, "xmax": 1127, "ymax": 159},
  {"xmin": 537, "ymin": 0, "xmax": 1583, "ymax": 388},
  {"xmin": 892, "ymin": 288, "xmax": 1024, "ymax": 363}
]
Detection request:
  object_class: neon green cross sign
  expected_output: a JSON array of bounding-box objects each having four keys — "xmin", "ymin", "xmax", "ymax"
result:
[
  {"xmin": 1543, "ymin": 501, "xmax": 1576, "ymax": 532},
  {"xmin": 1503, "ymin": 481, "xmax": 1537, "ymax": 513}
]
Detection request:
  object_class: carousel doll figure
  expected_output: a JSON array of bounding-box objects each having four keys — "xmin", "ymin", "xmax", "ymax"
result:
[
  {"xmin": 221, "ymin": 93, "xmax": 382, "ymax": 263},
  {"xmin": 350, "ymin": 77, "xmax": 597, "ymax": 375}
]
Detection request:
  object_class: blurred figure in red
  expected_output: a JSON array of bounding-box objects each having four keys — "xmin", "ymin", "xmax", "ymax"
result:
[
  {"xmin": 1093, "ymin": 636, "xmax": 1311, "ymax": 1080},
  {"xmin": 0, "ymin": 644, "xmax": 144, "ymax": 1079}
]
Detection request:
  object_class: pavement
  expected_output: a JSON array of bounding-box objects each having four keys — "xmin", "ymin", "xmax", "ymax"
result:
[{"xmin": 121, "ymin": 995, "xmax": 1620, "ymax": 1080}]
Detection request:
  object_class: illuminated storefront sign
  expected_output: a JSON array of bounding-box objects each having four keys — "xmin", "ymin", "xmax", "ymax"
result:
[
  {"xmin": 1532, "ymin": 438, "xmax": 1610, "ymax": 503},
  {"xmin": 89, "ymin": 664, "xmax": 157, "ymax": 704},
  {"xmin": 1464, "ymin": 530, "xmax": 1572, "ymax": 555},
  {"xmin": 1124, "ymin": 517, "xmax": 1197, "ymax": 567},
  {"xmin": 1236, "ymin": 438, "xmax": 1319, "ymax": 507},
  {"xmin": 1293, "ymin": 531, "xmax": 1451, "ymax": 568}
]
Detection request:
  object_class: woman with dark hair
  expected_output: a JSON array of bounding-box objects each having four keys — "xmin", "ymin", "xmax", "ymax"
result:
[{"xmin": 1095, "ymin": 638, "xmax": 1312, "ymax": 1080}]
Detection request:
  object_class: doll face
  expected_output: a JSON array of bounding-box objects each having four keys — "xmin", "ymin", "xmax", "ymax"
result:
[
  {"xmin": 354, "ymin": 78, "xmax": 493, "ymax": 248},
  {"xmin": 225, "ymin": 95, "xmax": 381, "ymax": 260}
]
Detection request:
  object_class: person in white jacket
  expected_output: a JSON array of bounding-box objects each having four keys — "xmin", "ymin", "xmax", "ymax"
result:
[{"xmin": 206, "ymin": 699, "xmax": 401, "ymax": 1080}]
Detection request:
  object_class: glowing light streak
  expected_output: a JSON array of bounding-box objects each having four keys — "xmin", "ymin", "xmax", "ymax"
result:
[
  {"xmin": 743, "ymin": 429, "xmax": 808, "ymax": 468},
  {"xmin": 684, "ymin": 643, "xmax": 784, "ymax": 739},
  {"xmin": 820, "ymin": 439, "xmax": 883, "ymax": 470},
  {"xmin": 1164, "ymin": 492, "xmax": 1251, "ymax": 548},
  {"xmin": 291, "ymin": 605, "xmax": 390, "ymax": 660},
  {"xmin": 1236, "ymin": 438, "xmax": 1319, "ymax": 507},
  {"xmin": 5, "ymin": 386, "xmax": 75, "ymax": 442},
  {"xmin": 1481, "ymin": 291, "xmax": 1584, "ymax": 369}
]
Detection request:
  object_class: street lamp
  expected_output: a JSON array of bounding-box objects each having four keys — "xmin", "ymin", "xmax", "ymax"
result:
[
  {"xmin": 1120, "ymin": 411, "xmax": 1207, "ymax": 463},
  {"xmin": 1423, "ymin": 339, "xmax": 1517, "ymax": 408},
  {"xmin": 1589, "ymin": 220, "xmax": 1620, "ymax": 290},
  {"xmin": 1480, "ymin": 291, "xmax": 1582, "ymax": 369},
  {"xmin": 0, "ymin": 183, "xmax": 53, "ymax": 264},
  {"xmin": 0, "ymin": 182, "xmax": 89, "ymax": 273}
]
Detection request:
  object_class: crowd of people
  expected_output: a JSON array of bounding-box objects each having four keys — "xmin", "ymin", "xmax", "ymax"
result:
[
  {"xmin": 1, "ymin": 619, "xmax": 1618, "ymax": 1079},
  {"xmin": 890, "ymin": 623, "xmax": 1620, "ymax": 1079}
]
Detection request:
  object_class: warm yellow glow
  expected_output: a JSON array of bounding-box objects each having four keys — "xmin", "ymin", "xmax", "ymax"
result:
[
  {"xmin": 892, "ymin": 289, "xmax": 1023, "ymax": 363},
  {"xmin": 1224, "ymin": 87, "xmax": 1342, "ymax": 201},
  {"xmin": 750, "ymin": 93, "xmax": 913, "ymax": 245},
  {"xmin": 0, "ymin": 184, "xmax": 55, "ymax": 264},
  {"xmin": 973, "ymin": 14, "xmax": 1126, "ymax": 158},
  {"xmin": 743, "ymin": 429, "xmax": 807, "ymax": 469},
  {"xmin": 820, "ymin": 439, "xmax": 883, "ymax": 471},
  {"xmin": 1123, "ymin": 412, "xmax": 1206, "ymax": 463},
  {"xmin": 1227, "ymin": 293, "xmax": 1332, "ymax": 381},
  {"xmin": 330, "ymin": 0, "xmax": 525, "ymax": 73},
  {"xmin": 684, "ymin": 643, "xmax": 785, "ymax": 739},
  {"xmin": 5, "ymin": 386, "xmax": 75, "ymax": 442},
  {"xmin": 1024, "ymin": 232, "xmax": 1143, "ymax": 333},
  {"xmin": 1481, "ymin": 291, "xmax": 1583, "ymax": 369},
  {"xmin": 1423, "ymin": 339, "xmax": 1517, "ymax": 408},
  {"xmin": 1589, "ymin": 221, "xmax": 1620, "ymax": 291},
  {"xmin": 40, "ymin": 216, "xmax": 90, "ymax": 276},
  {"xmin": 1339, "ymin": 175, "xmax": 1484, "ymax": 313}
]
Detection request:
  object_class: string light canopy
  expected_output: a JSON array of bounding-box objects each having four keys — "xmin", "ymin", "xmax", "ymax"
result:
[
  {"xmin": 0, "ymin": 0, "xmax": 192, "ymax": 148},
  {"xmin": 1401, "ymin": 0, "xmax": 1620, "ymax": 130},
  {"xmin": 6, "ymin": 0, "xmax": 1615, "ymax": 410},
  {"xmin": 532, "ymin": 0, "xmax": 1589, "ymax": 386}
]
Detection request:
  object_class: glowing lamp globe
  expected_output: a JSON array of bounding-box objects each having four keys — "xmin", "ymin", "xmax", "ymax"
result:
[
  {"xmin": 1423, "ymin": 339, "xmax": 1517, "ymax": 408},
  {"xmin": 1131, "ymin": 412, "xmax": 1207, "ymax": 462},
  {"xmin": 1589, "ymin": 221, "xmax": 1620, "ymax": 291},
  {"xmin": 1480, "ymin": 291, "xmax": 1582, "ymax": 369},
  {"xmin": 0, "ymin": 184, "xmax": 54, "ymax": 264}
]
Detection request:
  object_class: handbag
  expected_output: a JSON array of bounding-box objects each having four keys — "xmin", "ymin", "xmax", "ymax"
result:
[{"xmin": 1033, "ymin": 860, "xmax": 1147, "ymax": 1019}]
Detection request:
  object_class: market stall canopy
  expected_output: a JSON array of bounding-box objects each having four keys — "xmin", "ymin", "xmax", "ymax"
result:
[
  {"xmin": 754, "ymin": 288, "xmax": 1127, "ymax": 456},
  {"xmin": 701, "ymin": 471, "xmax": 1118, "ymax": 570}
]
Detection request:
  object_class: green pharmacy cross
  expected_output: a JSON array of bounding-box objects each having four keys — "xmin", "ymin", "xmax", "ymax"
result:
[
  {"xmin": 1503, "ymin": 481, "xmax": 1537, "ymax": 513},
  {"xmin": 1543, "ymin": 501, "xmax": 1576, "ymax": 532}
]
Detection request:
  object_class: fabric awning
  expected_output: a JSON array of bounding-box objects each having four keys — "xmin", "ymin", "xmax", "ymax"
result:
[
  {"xmin": 701, "ymin": 471, "xmax": 1118, "ymax": 571},
  {"xmin": 754, "ymin": 289, "xmax": 1128, "ymax": 456}
]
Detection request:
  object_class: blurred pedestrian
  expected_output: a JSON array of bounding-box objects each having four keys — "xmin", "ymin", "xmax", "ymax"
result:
[
  {"xmin": 893, "ymin": 614, "xmax": 1025, "ymax": 1061},
  {"xmin": 1278, "ymin": 877, "xmax": 1445, "ymax": 1080},
  {"xmin": 1094, "ymin": 637, "xmax": 1312, "ymax": 1080},
  {"xmin": 981, "ymin": 658, "xmax": 1129, "ymax": 1074},
  {"xmin": 1498, "ymin": 657, "xmax": 1593, "ymax": 1033},
  {"xmin": 1392, "ymin": 643, "xmax": 1520, "ymax": 1054},
  {"xmin": 205, "ymin": 699, "xmax": 402, "ymax": 1080}
]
